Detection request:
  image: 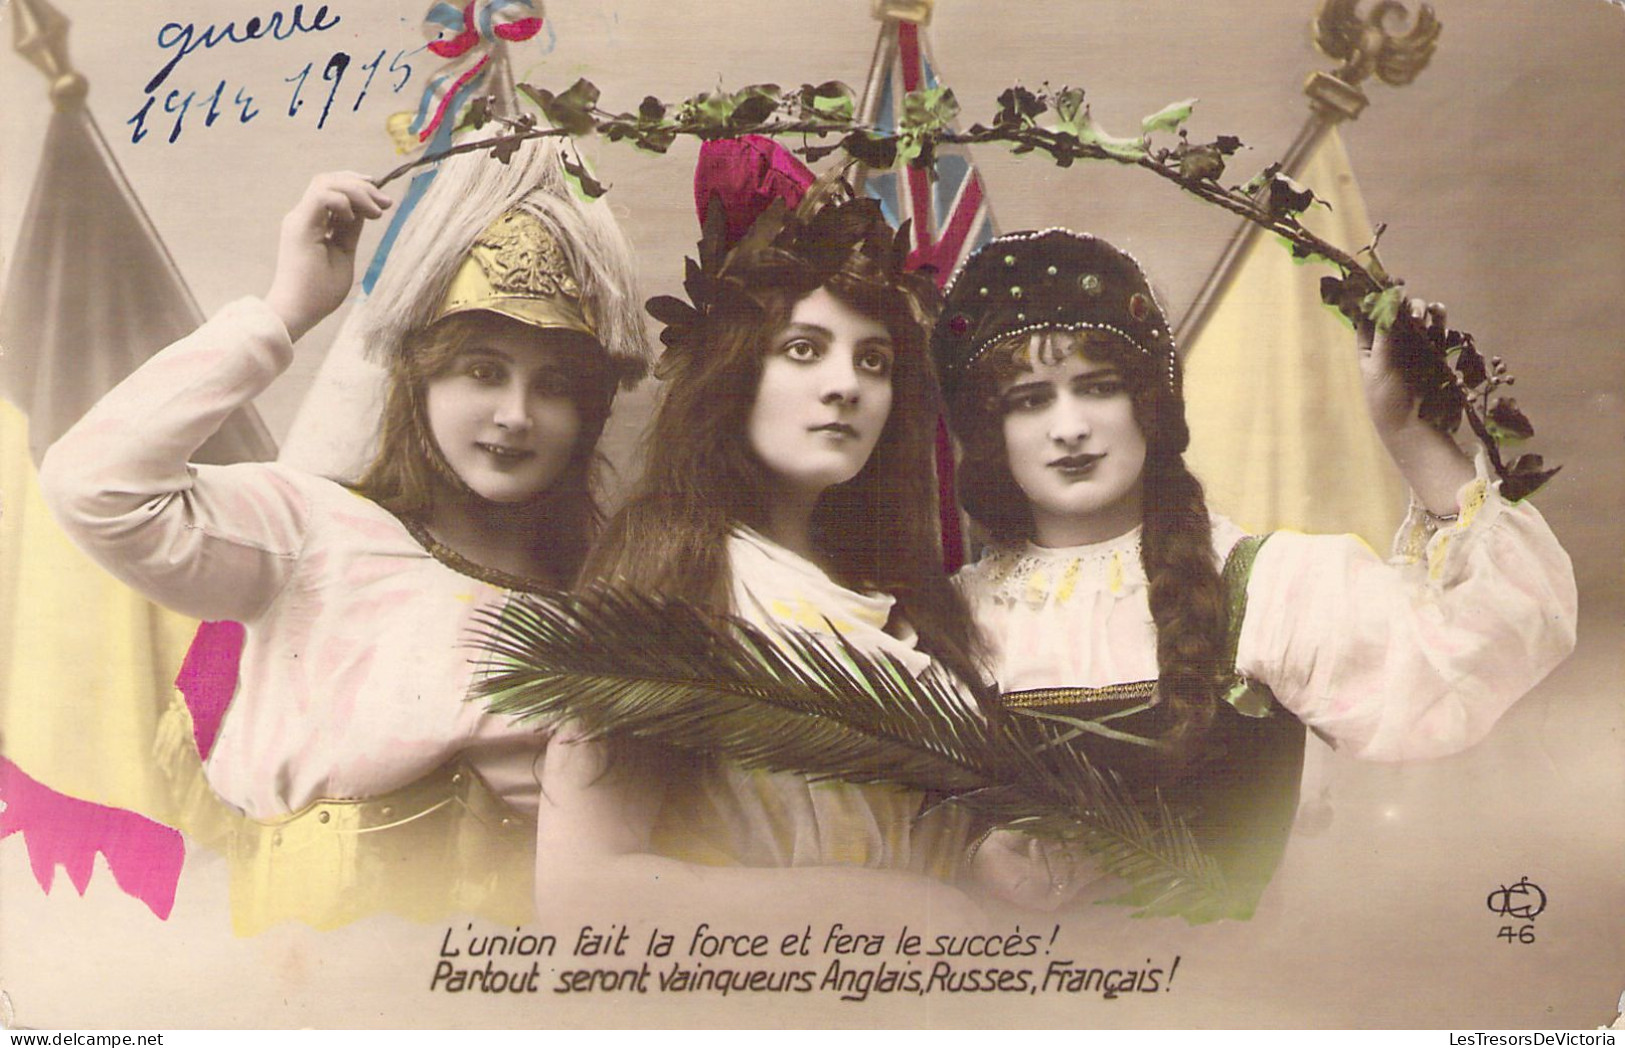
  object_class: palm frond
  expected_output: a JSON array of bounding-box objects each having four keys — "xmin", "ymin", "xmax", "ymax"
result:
[
  {"xmin": 474, "ymin": 588, "xmax": 992, "ymax": 795},
  {"xmin": 469, "ymin": 585, "xmax": 1252, "ymax": 921},
  {"xmin": 999, "ymin": 714, "xmax": 1237, "ymax": 922}
]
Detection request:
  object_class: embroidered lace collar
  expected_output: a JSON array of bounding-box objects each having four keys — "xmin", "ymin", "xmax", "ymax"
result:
[{"xmin": 968, "ymin": 527, "xmax": 1146, "ymax": 609}]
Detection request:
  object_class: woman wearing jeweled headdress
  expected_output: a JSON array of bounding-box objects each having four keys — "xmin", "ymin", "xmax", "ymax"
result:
[{"xmin": 933, "ymin": 229, "xmax": 1577, "ymax": 916}]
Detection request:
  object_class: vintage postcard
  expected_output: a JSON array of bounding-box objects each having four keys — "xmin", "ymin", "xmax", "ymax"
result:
[{"xmin": 0, "ymin": 0, "xmax": 1620, "ymax": 1030}]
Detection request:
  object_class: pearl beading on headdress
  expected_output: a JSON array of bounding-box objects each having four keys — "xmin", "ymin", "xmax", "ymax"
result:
[
  {"xmin": 937, "ymin": 227, "xmax": 1179, "ymax": 395},
  {"xmin": 957, "ymin": 319, "xmax": 1178, "ymax": 394}
]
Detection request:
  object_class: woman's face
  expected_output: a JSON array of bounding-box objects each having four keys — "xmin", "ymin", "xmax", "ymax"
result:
[
  {"xmin": 998, "ymin": 341, "xmax": 1146, "ymax": 547},
  {"xmin": 424, "ymin": 317, "xmax": 585, "ymax": 504},
  {"xmin": 746, "ymin": 286, "xmax": 896, "ymax": 502}
]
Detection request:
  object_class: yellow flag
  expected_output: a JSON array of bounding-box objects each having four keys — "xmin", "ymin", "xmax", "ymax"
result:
[
  {"xmin": 0, "ymin": 106, "xmax": 267, "ymax": 836},
  {"xmin": 1183, "ymin": 128, "xmax": 1407, "ymax": 550},
  {"xmin": 0, "ymin": 399, "xmax": 203, "ymax": 824}
]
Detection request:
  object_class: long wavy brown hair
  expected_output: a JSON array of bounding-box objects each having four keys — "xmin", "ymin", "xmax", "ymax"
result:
[
  {"xmin": 950, "ymin": 328, "xmax": 1228, "ymax": 750},
  {"xmin": 352, "ymin": 312, "xmax": 616, "ymax": 587},
  {"xmin": 583, "ymin": 263, "xmax": 985, "ymax": 692}
]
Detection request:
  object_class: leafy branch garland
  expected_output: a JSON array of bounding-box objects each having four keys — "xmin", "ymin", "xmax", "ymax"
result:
[{"xmin": 374, "ymin": 78, "xmax": 1557, "ymax": 499}]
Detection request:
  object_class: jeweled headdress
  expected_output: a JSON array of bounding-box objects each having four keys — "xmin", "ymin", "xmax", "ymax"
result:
[{"xmin": 932, "ymin": 229, "xmax": 1177, "ymax": 405}]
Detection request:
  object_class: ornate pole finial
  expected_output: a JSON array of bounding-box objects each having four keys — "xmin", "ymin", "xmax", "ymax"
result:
[
  {"xmin": 871, "ymin": 0, "xmax": 935, "ymax": 25},
  {"xmin": 1306, "ymin": 0, "xmax": 1440, "ymax": 123},
  {"xmin": 1176, "ymin": 0, "xmax": 1440, "ymax": 346},
  {"xmin": 12, "ymin": 0, "xmax": 88, "ymax": 110}
]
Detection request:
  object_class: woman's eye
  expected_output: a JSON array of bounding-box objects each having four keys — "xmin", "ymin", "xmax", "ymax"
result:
[
  {"xmin": 531, "ymin": 371, "xmax": 572, "ymax": 398},
  {"xmin": 780, "ymin": 338, "xmax": 821, "ymax": 362},
  {"xmin": 1002, "ymin": 387, "xmax": 1053, "ymax": 413},
  {"xmin": 856, "ymin": 347, "xmax": 894, "ymax": 377},
  {"xmin": 466, "ymin": 361, "xmax": 504, "ymax": 383},
  {"xmin": 1080, "ymin": 379, "xmax": 1126, "ymax": 398}
]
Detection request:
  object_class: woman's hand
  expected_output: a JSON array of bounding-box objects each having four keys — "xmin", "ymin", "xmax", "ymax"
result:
[
  {"xmin": 1358, "ymin": 297, "xmax": 1475, "ymax": 515},
  {"xmin": 264, "ymin": 172, "xmax": 392, "ymax": 343},
  {"xmin": 1357, "ymin": 297, "xmax": 1445, "ymax": 437},
  {"xmin": 968, "ymin": 829, "xmax": 1093, "ymax": 912}
]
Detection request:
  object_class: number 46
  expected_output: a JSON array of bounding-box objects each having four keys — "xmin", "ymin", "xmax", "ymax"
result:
[{"xmin": 1498, "ymin": 925, "xmax": 1536, "ymax": 943}]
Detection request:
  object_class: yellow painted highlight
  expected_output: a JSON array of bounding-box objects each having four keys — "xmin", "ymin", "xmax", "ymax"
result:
[
  {"xmin": 0, "ymin": 398, "xmax": 201, "ymax": 825},
  {"xmin": 1183, "ymin": 128, "xmax": 1407, "ymax": 549}
]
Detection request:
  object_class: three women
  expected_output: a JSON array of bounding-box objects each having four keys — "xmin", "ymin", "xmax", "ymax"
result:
[{"xmin": 47, "ymin": 132, "xmax": 1576, "ymax": 927}]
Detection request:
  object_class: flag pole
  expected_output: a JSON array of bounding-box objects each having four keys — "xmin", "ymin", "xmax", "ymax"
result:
[
  {"xmin": 11, "ymin": 0, "xmax": 87, "ymax": 110},
  {"xmin": 10, "ymin": 0, "xmax": 201, "ymax": 322},
  {"xmin": 855, "ymin": 0, "xmax": 1000, "ymax": 571},
  {"xmin": 1174, "ymin": 0, "xmax": 1441, "ymax": 348},
  {"xmin": 850, "ymin": 0, "xmax": 933, "ymax": 199},
  {"xmin": 7, "ymin": 0, "xmax": 277, "ymax": 460}
]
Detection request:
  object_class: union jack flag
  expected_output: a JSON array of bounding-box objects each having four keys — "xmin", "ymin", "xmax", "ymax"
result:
[
  {"xmin": 857, "ymin": 20, "xmax": 997, "ymax": 291},
  {"xmin": 856, "ymin": 18, "xmax": 997, "ymax": 570}
]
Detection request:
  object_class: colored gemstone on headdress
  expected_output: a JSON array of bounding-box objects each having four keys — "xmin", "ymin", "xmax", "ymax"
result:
[{"xmin": 930, "ymin": 229, "xmax": 1179, "ymax": 405}]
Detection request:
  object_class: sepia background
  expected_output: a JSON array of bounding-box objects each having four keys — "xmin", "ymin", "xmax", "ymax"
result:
[{"xmin": 0, "ymin": 0, "xmax": 1620, "ymax": 1029}]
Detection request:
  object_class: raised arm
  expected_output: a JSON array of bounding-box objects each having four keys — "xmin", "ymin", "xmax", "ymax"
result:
[
  {"xmin": 1234, "ymin": 299, "xmax": 1576, "ymax": 760},
  {"xmin": 1237, "ymin": 463, "xmax": 1577, "ymax": 761},
  {"xmin": 39, "ymin": 174, "xmax": 391, "ymax": 622},
  {"xmin": 264, "ymin": 172, "xmax": 392, "ymax": 342}
]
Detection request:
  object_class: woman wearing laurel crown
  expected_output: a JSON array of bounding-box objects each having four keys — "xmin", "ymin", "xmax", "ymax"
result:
[
  {"xmin": 514, "ymin": 137, "xmax": 1022, "ymax": 925},
  {"xmin": 39, "ymin": 137, "xmax": 649, "ymax": 932}
]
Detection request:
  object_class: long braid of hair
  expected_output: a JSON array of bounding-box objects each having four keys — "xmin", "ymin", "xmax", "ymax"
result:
[{"xmin": 1139, "ymin": 449, "xmax": 1228, "ymax": 754}]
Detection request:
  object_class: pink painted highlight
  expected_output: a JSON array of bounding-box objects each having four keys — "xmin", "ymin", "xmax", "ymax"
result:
[
  {"xmin": 418, "ymin": 54, "xmax": 491, "ymax": 142},
  {"xmin": 907, "ymin": 174, "xmax": 983, "ymax": 281},
  {"xmin": 0, "ymin": 757, "xmax": 184, "ymax": 919},
  {"xmin": 693, "ymin": 136, "xmax": 816, "ymax": 251},
  {"xmin": 898, "ymin": 21, "xmax": 922, "ymax": 91},
  {"xmin": 174, "ymin": 620, "xmax": 246, "ymax": 760},
  {"xmin": 429, "ymin": 2, "xmax": 480, "ymax": 57},
  {"xmin": 494, "ymin": 16, "xmax": 543, "ymax": 41}
]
